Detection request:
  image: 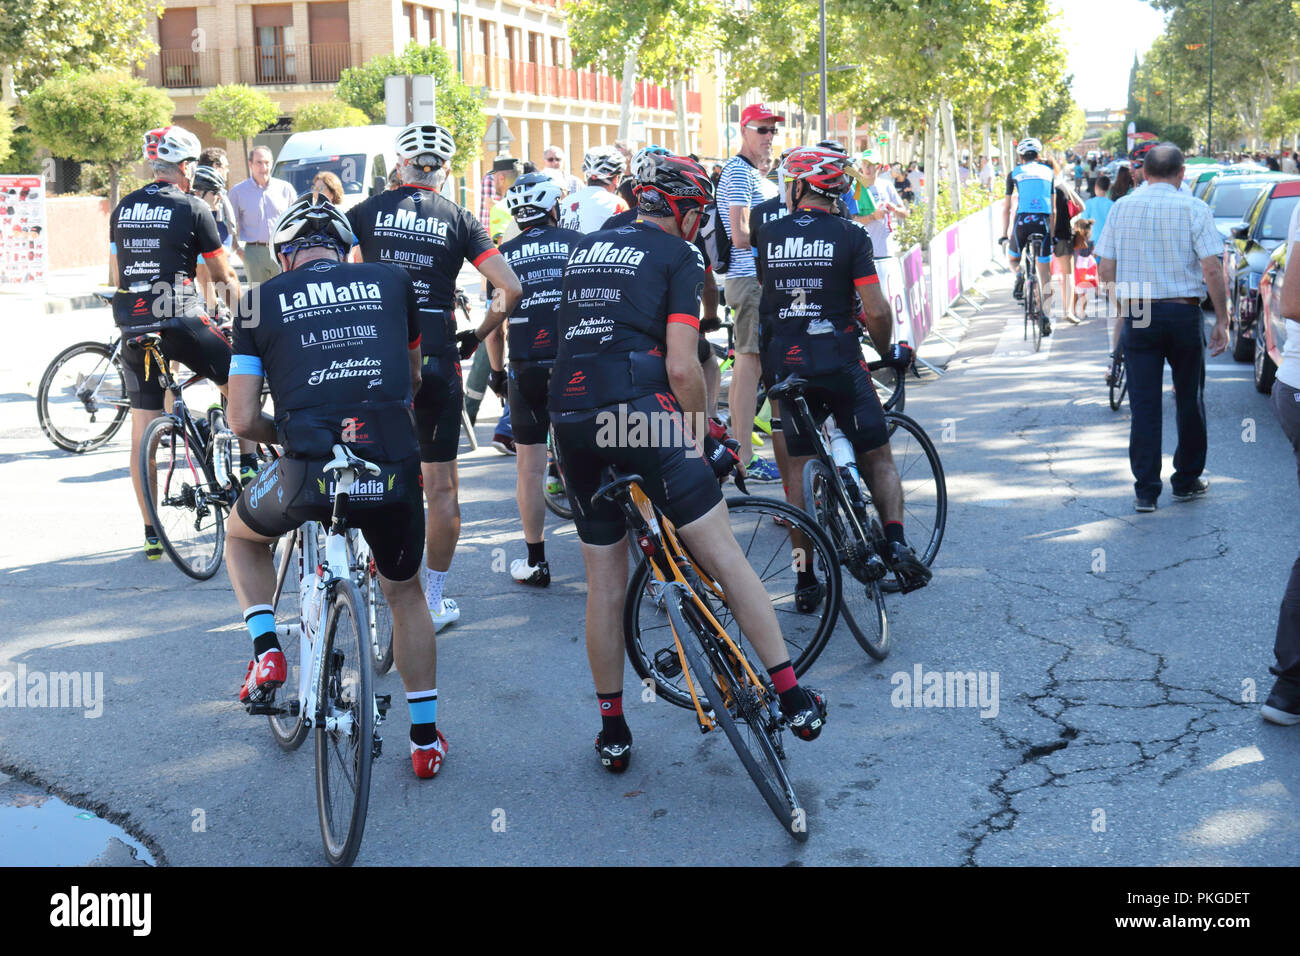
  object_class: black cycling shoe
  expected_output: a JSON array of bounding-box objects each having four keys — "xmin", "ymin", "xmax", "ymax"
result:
[
  {"xmin": 887, "ymin": 541, "xmax": 933, "ymax": 593},
  {"xmin": 1013, "ymin": 273, "xmax": 1025, "ymax": 301},
  {"xmin": 1039, "ymin": 315, "xmax": 1052, "ymax": 337},
  {"xmin": 785, "ymin": 686, "xmax": 828, "ymax": 741},
  {"xmin": 795, "ymin": 579, "xmax": 825, "ymax": 613},
  {"xmin": 595, "ymin": 731, "xmax": 632, "ymax": 773}
]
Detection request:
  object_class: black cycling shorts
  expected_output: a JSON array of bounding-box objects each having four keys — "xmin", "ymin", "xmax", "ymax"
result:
[
  {"xmin": 507, "ymin": 359, "xmax": 552, "ymax": 446},
  {"xmin": 413, "ymin": 348, "xmax": 464, "ymax": 463},
  {"xmin": 552, "ymin": 391, "xmax": 723, "ymax": 546},
  {"xmin": 1011, "ymin": 214, "xmax": 1053, "ymax": 264},
  {"xmin": 236, "ymin": 453, "xmax": 425, "ymax": 582},
  {"xmin": 119, "ymin": 303, "xmax": 232, "ymax": 411},
  {"xmin": 778, "ymin": 360, "xmax": 889, "ymax": 457}
]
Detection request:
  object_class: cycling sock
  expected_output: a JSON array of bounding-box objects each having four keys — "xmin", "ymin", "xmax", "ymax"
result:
[
  {"xmin": 144, "ymin": 524, "xmax": 157, "ymax": 541},
  {"xmin": 884, "ymin": 521, "xmax": 905, "ymax": 546},
  {"xmin": 407, "ymin": 689, "xmax": 439, "ymax": 747},
  {"xmin": 527, "ymin": 541, "xmax": 546, "ymax": 565},
  {"xmin": 598, "ymin": 691, "xmax": 630, "ymax": 743},
  {"xmin": 244, "ymin": 604, "xmax": 279, "ymax": 658},
  {"xmin": 796, "ymin": 569, "xmax": 818, "ymax": 591},
  {"xmin": 769, "ymin": 663, "xmax": 809, "ymax": 715},
  {"xmin": 425, "ymin": 568, "xmax": 447, "ymax": 608}
]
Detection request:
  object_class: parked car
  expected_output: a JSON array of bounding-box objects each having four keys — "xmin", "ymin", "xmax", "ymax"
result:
[
  {"xmin": 1221, "ymin": 178, "xmax": 1300, "ymax": 361},
  {"xmin": 1255, "ymin": 240, "xmax": 1289, "ymax": 393},
  {"xmin": 1188, "ymin": 164, "xmax": 1225, "ymax": 198},
  {"xmin": 271, "ymin": 125, "xmax": 401, "ymax": 213},
  {"xmin": 1202, "ymin": 172, "xmax": 1297, "ymax": 242}
]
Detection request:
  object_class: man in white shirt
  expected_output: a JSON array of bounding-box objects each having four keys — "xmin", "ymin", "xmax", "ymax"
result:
[{"xmin": 558, "ymin": 145, "xmax": 628, "ymax": 233}]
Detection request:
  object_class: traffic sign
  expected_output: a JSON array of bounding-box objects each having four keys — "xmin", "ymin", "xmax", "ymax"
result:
[{"xmin": 484, "ymin": 115, "xmax": 515, "ymax": 153}]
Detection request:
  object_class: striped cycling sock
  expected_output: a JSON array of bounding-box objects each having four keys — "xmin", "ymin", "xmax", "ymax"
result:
[{"xmin": 244, "ymin": 604, "xmax": 279, "ymax": 659}]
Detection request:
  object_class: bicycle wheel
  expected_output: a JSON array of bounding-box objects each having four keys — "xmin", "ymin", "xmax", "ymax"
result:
[
  {"xmin": 268, "ymin": 529, "xmax": 309, "ymax": 750},
  {"xmin": 314, "ymin": 579, "xmax": 374, "ymax": 867},
  {"xmin": 37, "ymin": 341, "xmax": 128, "ymax": 453},
  {"xmin": 624, "ymin": 496, "xmax": 841, "ymax": 709},
  {"xmin": 880, "ymin": 411, "xmax": 947, "ymax": 574},
  {"xmin": 1109, "ymin": 355, "xmax": 1127, "ymax": 411},
  {"xmin": 352, "ymin": 532, "xmax": 394, "ymax": 675},
  {"xmin": 802, "ymin": 458, "xmax": 889, "ymax": 660},
  {"xmin": 669, "ymin": 593, "xmax": 807, "ymax": 842},
  {"xmin": 1027, "ymin": 262, "xmax": 1043, "ymax": 353},
  {"xmin": 543, "ymin": 427, "xmax": 573, "ymax": 520},
  {"xmin": 139, "ymin": 414, "xmax": 226, "ymax": 579}
]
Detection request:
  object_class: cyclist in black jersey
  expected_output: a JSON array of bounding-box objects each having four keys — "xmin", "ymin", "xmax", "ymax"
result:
[
  {"xmin": 223, "ymin": 196, "xmax": 448, "ymax": 780},
  {"xmin": 550, "ymin": 153, "xmax": 828, "ymax": 773},
  {"xmin": 759, "ymin": 147, "xmax": 930, "ymax": 590},
  {"xmin": 488, "ymin": 173, "xmax": 582, "ymax": 588},
  {"xmin": 108, "ymin": 125, "xmax": 243, "ymax": 559},
  {"xmin": 347, "ymin": 122, "xmax": 522, "ymax": 629}
]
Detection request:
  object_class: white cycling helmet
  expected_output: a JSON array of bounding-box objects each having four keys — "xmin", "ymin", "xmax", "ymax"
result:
[
  {"xmin": 582, "ymin": 145, "xmax": 626, "ymax": 183},
  {"xmin": 142, "ymin": 125, "xmax": 202, "ymax": 164},
  {"xmin": 1017, "ymin": 137, "xmax": 1043, "ymax": 157},
  {"xmin": 272, "ymin": 194, "xmax": 356, "ymax": 257},
  {"xmin": 631, "ymin": 144, "xmax": 672, "ymax": 184},
  {"xmin": 505, "ymin": 172, "xmax": 564, "ymax": 223},
  {"xmin": 395, "ymin": 123, "xmax": 456, "ymax": 167}
]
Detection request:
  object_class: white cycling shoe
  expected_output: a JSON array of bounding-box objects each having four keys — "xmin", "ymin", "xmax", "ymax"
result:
[{"xmin": 428, "ymin": 597, "xmax": 460, "ymax": 629}]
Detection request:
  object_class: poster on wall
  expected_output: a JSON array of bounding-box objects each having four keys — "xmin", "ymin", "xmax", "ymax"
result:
[{"xmin": 0, "ymin": 175, "xmax": 49, "ymax": 289}]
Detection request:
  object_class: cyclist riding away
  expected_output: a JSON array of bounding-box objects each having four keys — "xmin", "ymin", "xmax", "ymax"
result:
[
  {"xmin": 491, "ymin": 172, "xmax": 582, "ymax": 587},
  {"xmin": 108, "ymin": 125, "xmax": 243, "ymax": 560},
  {"xmin": 560, "ymin": 145, "xmax": 629, "ymax": 233},
  {"xmin": 347, "ymin": 123, "xmax": 523, "ymax": 629},
  {"xmin": 1000, "ymin": 137, "xmax": 1057, "ymax": 338},
  {"xmin": 758, "ymin": 146, "xmax": 931, "ymax": 590},
  {"xmin": 549, "ymin": 153, "xmax": 828, "ymax": 773},
  {"xmin": 223, "ymin": 197, "xmax": 448, "ymax": 779}
]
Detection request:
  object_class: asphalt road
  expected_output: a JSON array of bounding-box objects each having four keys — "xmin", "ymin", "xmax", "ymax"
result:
[{"xmin": 2, "ymin": 274, "xmax": 1298, "ymax": 866}]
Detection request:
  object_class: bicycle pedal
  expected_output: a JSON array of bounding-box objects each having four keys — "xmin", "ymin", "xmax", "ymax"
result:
[
  {"xmin": 375, "ymin": 693, "xmax": 391, "ymax": 719},
  {"xmin": 244, "ymin": 700, "xmax": 286, "ymax": 717},
  {"xmin": 653, "ymin": 647, "xmax": 682, "ymax": 678},
  {"xmin": 371, "ymin": 733, "xmax": 383, "ymax": 759}
]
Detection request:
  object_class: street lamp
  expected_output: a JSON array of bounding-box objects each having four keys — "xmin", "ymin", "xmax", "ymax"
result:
[{"xmin": 799, "ymin": 64, "xmax": 858, "ymax": 143}]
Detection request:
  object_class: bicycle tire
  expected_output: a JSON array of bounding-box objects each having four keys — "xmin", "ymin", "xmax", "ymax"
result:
[
  {"xmin": 269, "ymin": 529, "xmax": 309, "ymax": 750},
  {"xmin": 37, "ymin": 341, "xmax": 128, "ymax": 453},
  {"xmin": 138, "ymin": 414, "xmax": 225, "ymax": 580},
  {"xmin": 802, "ymin": 458, "xmax": 890, "ymax": 660},
  {"xmin": 353, "ymin": 532, "xmax": 394, "ymax": 675},
  {"xmin": 1109, "ymin": 356, "xmax": 1127, "ymax": 411},
  {"xmin": 880, "ymin": 411, "xmax": 947, "ymax": 573},
  {"xmin": 668, "ymin": 592, "xmax": 807, "ymax": 841},
  {"xmin": 314, "ymin": 579, "xmax": 374, "ymax": 867},
  {"xmin": 624, "ymin": 496, "xmax": 841, "ymax": 709},
  {"xmin": 543, "ymin": 427, "xmax": 574, "ymax": 520},
  {"xmin": 1027, "ymin": 248, "xmax": 1043, "ymax": 353}
]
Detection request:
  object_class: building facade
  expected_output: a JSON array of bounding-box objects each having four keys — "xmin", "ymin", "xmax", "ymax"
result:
[{"xmin": 136, "ymin": 0, "xmax": 705, "ymax": 219}]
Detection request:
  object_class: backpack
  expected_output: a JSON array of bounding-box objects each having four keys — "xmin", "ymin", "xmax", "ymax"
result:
[{"xmin": 698, "ymin": 203, "xmax": 733, "ymax": 274}]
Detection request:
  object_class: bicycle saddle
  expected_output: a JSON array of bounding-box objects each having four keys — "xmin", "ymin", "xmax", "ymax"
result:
[
  {"xmin": 323, "ymin": 443, "xmax": 380, "ymax": 476},
  {"xmin": 594, "ymin": 470, "xmax": 643, "ymax": 504},
  {"xmin": 767, "ymin": 376, "xmax": 809, "ymax": 400}
]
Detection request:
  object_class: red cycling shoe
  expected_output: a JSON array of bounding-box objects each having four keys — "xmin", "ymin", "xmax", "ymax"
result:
[
  {"xmin": 238, "ymin": 650, "xmax": 287, "ymax": 706},
  {"xmin": 411, "ymin": 730, "xmax": 448, "ymax": 779}
]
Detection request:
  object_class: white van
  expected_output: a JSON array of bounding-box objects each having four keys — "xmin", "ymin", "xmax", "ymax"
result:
[{"xmin": 271, "ymin": 125, "xmax": 402, "ymax": 212}]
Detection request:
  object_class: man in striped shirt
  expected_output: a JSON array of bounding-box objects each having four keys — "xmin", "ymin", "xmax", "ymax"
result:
[
  {"xmin": 1095, "ymin": 142, "xmax": 1230, "ymax": 513},
  {"xmin": 717, "ymin": 103, "xmax": 785, "ymax": 482}
]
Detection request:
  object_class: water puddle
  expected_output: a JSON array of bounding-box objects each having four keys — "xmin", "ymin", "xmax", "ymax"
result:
[{"xmin": 0, "ymin": 773, "xmax": 155, "ymax": 866}]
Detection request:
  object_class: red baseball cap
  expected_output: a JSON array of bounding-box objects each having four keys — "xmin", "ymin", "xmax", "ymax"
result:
[{"xmin": 741, "ymin": 103, "xmax": 785, "ymax": 127}]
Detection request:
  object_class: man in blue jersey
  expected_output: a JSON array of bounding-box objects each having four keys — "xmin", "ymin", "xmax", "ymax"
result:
[{"xmin": 1000, "ymin": 137, "xmax": 1057, "ymax": 338}]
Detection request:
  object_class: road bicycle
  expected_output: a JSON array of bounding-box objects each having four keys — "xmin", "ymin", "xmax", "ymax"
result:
[
  {"xmin": 596, "ymin": 468, "xmax": 816, "ymax": 841},
  {"xmin": 772, "ymin": 364, "xmax": 947, "ymax": 660},
  {"xmin": 134, "ymin": 324, "xmax": 242, "ymax": 580},
  {"xmin": 348, "ymin": 530, "xmax": 394, "ymax": 674},
  {"xmin": 542, "ymin": 423, "xmax": 574, "ymax": 520},
  {"xmin": 262, "ymin": 444, "xmax": 390, "ymax": 866},
  {"xmin": 1020, "ymin": 234, "xmax": 1048, "ymax": 353},
  {"xmin": 1107, "ymin": 341, "xmax": 1128, "ymax": 411}
]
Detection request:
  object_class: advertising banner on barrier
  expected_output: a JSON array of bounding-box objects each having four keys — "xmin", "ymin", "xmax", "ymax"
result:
[
  {"xmin": 876, "ymin": 255, "xmax": 911, "ymax": 349},
  {"xmin": 902, "ymin": 244, "xmax": 932, "ymax": 346},
  {"xmin": 0, "ymin": 175, "xmax": 48, "ymax": 288}
]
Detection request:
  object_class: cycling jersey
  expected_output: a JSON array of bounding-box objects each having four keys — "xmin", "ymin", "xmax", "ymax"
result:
[
  {"xmin": 1006, "ymin": 162, "xmax": 1055, "ymax": 216},
  {"xmin": 109, "ymin": 180, "xmax": 224, "ymax": 328},
  {"xmin": 756, "ymin": 206, "xmax": 878, "ymax": 377},
  {"xmin": 347, "ymin": 185, "xmax": 498, "ymax": 357},
  {"xmin": 749, "ymin": 196, "xmax": 789, "ymax": 248},
  {"xmin": 495, "ymin": 224, "xmax": 581, "ymax": 361},
  {"xmin": 603, "ymin": 208, "xmax": 714, "ymax": 271},
  {"xmin": 560, "ymin": 185, "xmax": 629, "ymax": 233},
  {"xmin": 230, "ymin": 258, "xmax": 421, "ymax": 461},
  {"xmin": 550, "ymin": 219, "xmax": 705, "ymax": 413}
]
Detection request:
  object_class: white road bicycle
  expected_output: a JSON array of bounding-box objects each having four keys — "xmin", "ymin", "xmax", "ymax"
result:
[{"xmin": 261, "ymin": 444, "xmax": 390, "ymax": 867}]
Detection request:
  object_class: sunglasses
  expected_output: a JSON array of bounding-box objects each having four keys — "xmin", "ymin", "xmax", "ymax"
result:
[{"xmin": 748, "ymin": 125, "xmax": 779, "ymax": 135}]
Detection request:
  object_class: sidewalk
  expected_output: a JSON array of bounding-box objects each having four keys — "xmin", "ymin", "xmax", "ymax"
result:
[{"xmin": 0, "ymin": 266, "xmax": 112, "ymax": 314}]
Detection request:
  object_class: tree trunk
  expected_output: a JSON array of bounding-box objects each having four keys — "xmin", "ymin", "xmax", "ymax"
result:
[
  {"xmin": 675, "ymin": 78, "xmax": 689, "ymax": 155},
  {"xmin": 941, "ymin": 98, "xmax": 961, "ymax": 216},
  {"xmin": 618, "ymin": 44, "xmax": 639, "ymax": 142},
  {"xmin": 109, "ymin": 162, "xmax": 121, "ymax": 212},
  {"xmin": 923, "ymin": 110, "xmax": 939, "ymax": 245}
]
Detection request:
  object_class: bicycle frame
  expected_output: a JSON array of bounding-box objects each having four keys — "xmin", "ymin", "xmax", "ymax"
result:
[{"xmin": 783, "ymin": 389, "xmax": 875, "ymax": 553}]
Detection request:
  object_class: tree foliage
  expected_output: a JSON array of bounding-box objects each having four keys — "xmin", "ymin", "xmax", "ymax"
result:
[
  {"xmin": 0, "ymin": 0, "xmax": 163, "ymax": 92},
  {"xmin": 293, "ymin": 100, "xmax": 370, "ymax": 133},
  {"xmin": 566, "ymin": 0, "xmax": 722, "ymax": 81},
  {"xmin": 0, "ymin": 103, "xmax": 11, "ymax": 168},
  {"xmin": 195, "ymin": 84, "xmax": 280, "ymax": 160},
  {"xmin": 335, "ymin": 43, "xmax": 484, "ymax": 175}
]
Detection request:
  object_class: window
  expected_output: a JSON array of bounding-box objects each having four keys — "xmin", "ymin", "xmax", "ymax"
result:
[
  {"xmin": 253, "ymin": 5, "xmax": 295, "ymax": 83},
  {"xmin": 308, "ymin": 2, "xmax": 350, "ymax": 82},
  {"xmin": 551, "ymin": 36, "xmax": 564, "ymax": 68},
  {"xmin": 159, "ymin": 8, "xmax": 199, "ymax": 87}
]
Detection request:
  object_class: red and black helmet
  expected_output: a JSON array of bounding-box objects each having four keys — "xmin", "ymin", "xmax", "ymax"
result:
[
  {"xmin": 1130, "ymin": 140, "xmax": 1158, "ymax": 168},
  {"xmin": 636, "ymin": 154, "xmax": 715, "ymax": 227},
  {"xmin": 779, "ymin": 146, "xmax": 852, "ymax": 199}
]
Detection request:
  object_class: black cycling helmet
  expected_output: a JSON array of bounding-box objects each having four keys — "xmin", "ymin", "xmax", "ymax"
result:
[
  {"xmin": 272, "ymin": 194, "xmax": 356, "ymax": 257},
  {"xmin": 192, "ymin": 164, "xmax": 226, "ymax": 194}
]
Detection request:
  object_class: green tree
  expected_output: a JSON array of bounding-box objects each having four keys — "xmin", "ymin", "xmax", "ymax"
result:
[
  {"xmin": 0, "ymin": 0, "xmax": 163, "ymax": 92},
  {"xmin": 335, "ymin": 43, "xmax": 484, "ymax": 176},
  {"xmin": 293, "ymin": 99, "xmax": 370, "ymax": 132},
  {"xmin": 195, "ymin": 84, "xmax": 279, "ymax": 163},
  {"xmin": 0, "ymin": 124, "xmax": 40, "ymax": 174},
  {"xmin": 1162, "ymin": 122, "xmax": 1195, "ymax": 150},
  {"xmin": 0, "ymin": 103, "xmax": 12, "ymax": 168},
  {"xmin": 23, "ymin": 69, "xmax": 172, "ymax": 207},
  {"xmin": 1099, "ymin": 129, "xmax": 1125, "ymax": 152}
]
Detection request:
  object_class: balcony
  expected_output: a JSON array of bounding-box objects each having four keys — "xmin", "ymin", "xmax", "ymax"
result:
[
  {"xmin": 237, "ymin": 42, "xmax": 358, "ymax": 86},
  {"xmin": 136, "ymin": 49, "xmax": 220, "ymax": 89},
  {"xmin": 461, "ymin": 56, "xmax": 697, "ymax": 112}
]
